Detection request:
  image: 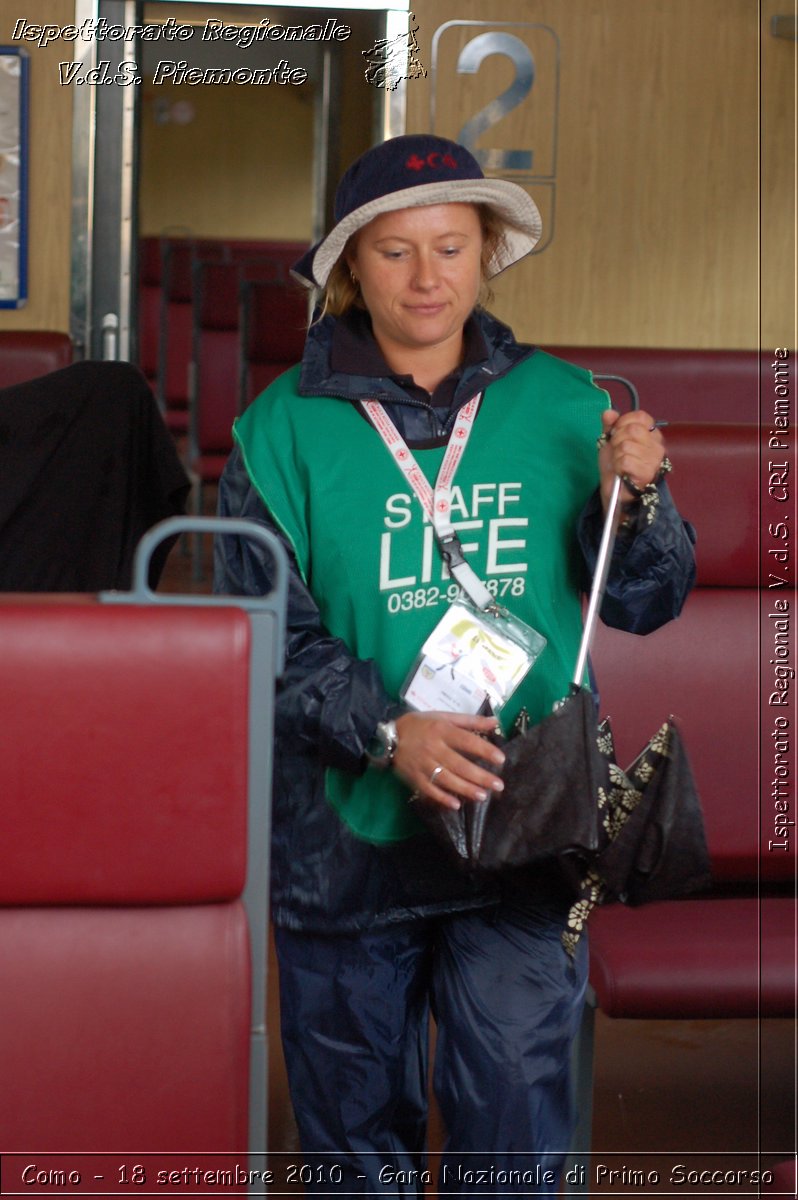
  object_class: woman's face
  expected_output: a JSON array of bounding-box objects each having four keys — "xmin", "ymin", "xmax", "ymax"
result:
[{"xmin": 347, "ymin": 203, "xmax": 484, "ymax": 368}]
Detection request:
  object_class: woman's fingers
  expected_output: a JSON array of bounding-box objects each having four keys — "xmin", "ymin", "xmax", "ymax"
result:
[
  {"xmin": 392, "ymin": 711, "xmax": 506, "ymax": 810},
  {"xmin": 599, "ymin": 409, "xmax": 667, "ymax": 503}
]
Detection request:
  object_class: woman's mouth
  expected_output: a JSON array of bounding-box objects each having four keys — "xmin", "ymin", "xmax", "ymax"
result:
[{"xmin": 406, "ymin": 303, "xmax": 446, "ymax": 316}]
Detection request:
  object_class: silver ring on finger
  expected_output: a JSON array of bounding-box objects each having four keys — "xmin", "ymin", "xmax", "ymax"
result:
[{"xmin": 429, "ymin": 764, "xmax": 444, "ymax": 785}]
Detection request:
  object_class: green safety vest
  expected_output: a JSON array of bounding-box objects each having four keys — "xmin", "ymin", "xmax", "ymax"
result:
[{"xmin": 234, "ymin": 350, "xmax": 608, "ymax": 843}]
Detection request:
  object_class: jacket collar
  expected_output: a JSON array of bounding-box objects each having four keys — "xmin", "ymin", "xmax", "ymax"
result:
[
  {"xmin": 329, "ymin": 307, "xmax": 488, "ymax": 380},
  {"xmin": 296, "ymin": 306, "xmax": 536, "ymax": 410}
]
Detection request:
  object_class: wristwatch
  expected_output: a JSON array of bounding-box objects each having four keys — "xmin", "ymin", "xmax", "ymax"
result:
[{"xmin": 365, "ymin": 719, "xmax": 399, "ymax": 769}]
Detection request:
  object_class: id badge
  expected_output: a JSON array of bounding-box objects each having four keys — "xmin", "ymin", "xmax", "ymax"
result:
[{"xmin": 401, "ymin": 601, "xmax": 546, "ymax": 716}]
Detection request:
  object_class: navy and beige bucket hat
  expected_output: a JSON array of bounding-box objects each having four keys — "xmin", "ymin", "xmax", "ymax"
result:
[{"xmin": 292, "ymin": 133, "xmax": 543, "ymax": 288}]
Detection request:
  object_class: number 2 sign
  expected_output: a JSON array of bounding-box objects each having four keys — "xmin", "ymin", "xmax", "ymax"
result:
[{"xmin": 430, "ymin": 22, "xmax": 559, "ymax": 253}]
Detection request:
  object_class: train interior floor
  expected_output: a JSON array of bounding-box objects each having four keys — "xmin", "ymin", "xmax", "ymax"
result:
[{"xmin": 157, "ymin": 510, "xmax": 795, "ymax": 1197}]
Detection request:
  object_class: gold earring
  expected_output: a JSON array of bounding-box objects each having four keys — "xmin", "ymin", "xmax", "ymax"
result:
[{"xmin": 350, "ymin": 271, "xmax": 358, "ymax": 285}]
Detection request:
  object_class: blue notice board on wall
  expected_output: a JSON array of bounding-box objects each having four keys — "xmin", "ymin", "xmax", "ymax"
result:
[{"xmin": 0, "ymin": 48, "xmax": 29, "ymax": 308}]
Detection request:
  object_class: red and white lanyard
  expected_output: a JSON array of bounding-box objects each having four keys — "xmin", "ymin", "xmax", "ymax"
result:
[{"xmin": 361, "ymin": 395, "xmax": 494, "ymax": 611}]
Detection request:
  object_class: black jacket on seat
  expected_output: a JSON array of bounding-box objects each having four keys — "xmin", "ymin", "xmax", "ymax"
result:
[{"xmin": 0, "ymin": 360, "xmax": 189, "ymax": 591}]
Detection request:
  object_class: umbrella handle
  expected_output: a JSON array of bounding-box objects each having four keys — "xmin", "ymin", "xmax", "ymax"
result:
[{"xmin": 571, "ymin": 375, "xmax": 640, "ymax": 690}]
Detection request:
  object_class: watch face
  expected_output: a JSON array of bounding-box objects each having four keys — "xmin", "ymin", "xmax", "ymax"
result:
[
  {"xmin": 367, "ymin": 721, "xmax": 396, "ymax": 765},
  {"xmin": 368, "ymin": 731, "xmax": 388, "ymax": 759}
]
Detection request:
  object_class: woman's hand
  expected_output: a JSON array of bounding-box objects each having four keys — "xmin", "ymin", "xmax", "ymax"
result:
[
  {"xmin": 599, "ymin": 408, "xmax": 668, "ymax": 512},
  {"xmin": 392, "ymin": 711, "xmax": 506, "ymax": 811}
]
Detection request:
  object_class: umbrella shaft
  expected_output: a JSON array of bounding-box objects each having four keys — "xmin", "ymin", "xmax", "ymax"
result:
[{"xmin": 572, "ymin": 473, "xmax": 622, "ymax": 689}]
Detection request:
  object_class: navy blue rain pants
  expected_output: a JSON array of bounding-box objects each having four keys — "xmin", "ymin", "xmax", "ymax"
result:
[{"xmin": 274, "ymin": 891, "xmax": 588, "ymax": 1197}]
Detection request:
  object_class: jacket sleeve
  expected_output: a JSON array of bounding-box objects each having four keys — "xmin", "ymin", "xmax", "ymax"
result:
[
  {"xmin": 576, "ymin": 481, "xmax": 697, "ymax": 635},
  {"xmin": 213, "ymin": 448, "xmax": 395, "ymax": 773}
]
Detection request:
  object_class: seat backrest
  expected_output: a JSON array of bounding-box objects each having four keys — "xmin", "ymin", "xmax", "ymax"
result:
[
  {"xmin": 544, "ymin": 346, "xmax": 762, "ymax": 422},
  {"xmin": 590, "ymin": 423, "xmax": 791, "ymax": 884},
  {"xmin": 1, "ymin": 905, "xmax": 250, "ymax": 1152},
  {"xmin": 227, "ymin": 238, "xmax": 309, "ymax": 275},
  {"xmin": 0, "ymin": 601, "xmax": 250, "ymax": 904},
  {"xmin": 0, "ymin": 330, "xmax": 73, "ymax": 387},
  {"xmin": 592, "ymin": 589, "xmax": 760, "ymax": 882},
  {"xmin": 190, "ymin": 260, "xmax": 308, "ymax": 458},
  {"xmin": 665, "ymin": 423, "xmax": 758, "ymax": 586},
  {"xmin": 159, "ymin": 239, "xmax": 226, "ymax": 408},
  {"xmin": 0, "ymin": 598, "xmax": 254, "ymax": 1151},
  {"xmin": 190, "ymin": 260, "xmax": 242, "ymax": 457},
  {"xmin": 137, "ymin": 236, "xmax": 163, "ymax": 387},
  {"xmin": 240, "ymin": 279, "xmax": 309, "ymax": 408},
  {"xmin": 159, "ymin": 240, "xmax": 195, "ymax": 408}
]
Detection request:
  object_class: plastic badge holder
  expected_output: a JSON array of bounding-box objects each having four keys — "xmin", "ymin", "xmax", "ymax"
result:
[{"xmin": 401, "ymin": 599, "xmax": 546, "ymax": 717}]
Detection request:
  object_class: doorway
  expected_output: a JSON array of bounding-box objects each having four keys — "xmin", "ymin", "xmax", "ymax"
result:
[{"xmin": 71, "ymin": 0, "xmax": 410, "ymax": 359}]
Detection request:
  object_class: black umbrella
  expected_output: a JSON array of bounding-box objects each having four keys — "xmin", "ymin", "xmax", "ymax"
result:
[
  {"xmin": 416, "ymin": 689, "xmax": 605, "ymax": 869},
  {"xmin": 558, "ymin": 711, "xmax": 711, "ymax": 956},
  {"xmin": 412, "ymin": 377, "xmax": 711, "ymax": 948}
]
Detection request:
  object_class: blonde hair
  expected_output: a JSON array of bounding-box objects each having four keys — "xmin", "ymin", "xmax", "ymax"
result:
[{"xmin": 318, "ymin": 203, "xmax": 508, "ymax": 321}]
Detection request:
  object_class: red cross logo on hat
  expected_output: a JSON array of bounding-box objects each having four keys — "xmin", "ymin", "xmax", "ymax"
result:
[{"xmin": 406, "ymin": 152, "xmax": 460, "ymax": 172}]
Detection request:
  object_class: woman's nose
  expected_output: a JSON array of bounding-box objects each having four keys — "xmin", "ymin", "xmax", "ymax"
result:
[{"xmin": 412, "ymin": 253, "xmax": 439, "ymax": 289}]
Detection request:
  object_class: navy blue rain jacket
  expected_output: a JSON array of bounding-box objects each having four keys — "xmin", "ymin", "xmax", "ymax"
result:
[{"xmin": 214, "ymin": 308, "xmax": 696, "ymax": 932}]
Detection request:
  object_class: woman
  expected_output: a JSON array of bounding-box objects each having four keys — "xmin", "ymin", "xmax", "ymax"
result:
[{"xmin": 215, "ymin": 134, "xmax": 695, "ymax": 1195}]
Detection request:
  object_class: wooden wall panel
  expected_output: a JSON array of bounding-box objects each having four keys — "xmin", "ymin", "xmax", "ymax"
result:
[
  {"xmin": 0, "ymin": 0, "xmax": 791, "ymax": 351},
  {"xmin": 761, "ymin": 0, "xmax": 796, "ymax": 353},
  {"xmin": 0, "ymin": 0, "xmax": 74, "ymax": 334},
  {"xmin": 407, "ymin": 0, "xmax": 784, "ymax": 351}
]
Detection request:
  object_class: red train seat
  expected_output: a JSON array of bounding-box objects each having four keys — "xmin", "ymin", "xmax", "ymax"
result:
[
  {"xmin": 239, "ymin": 277, "xmax": 309, "ymax": 410},
  {"xmin": 0, "ymin": 329, "xmax": 73, "ymax": 386},
  {"xmin": 567, "ymin": 422, "xmax": 794, "ymax": 1177},
  {"xmin": 0, "ymin": 519, "xmax": 286, "ymax": 1162},
  {"xmin": 544, "ymin": 346, "xmax": 764, "ymax": 422},
  {"xmin": 0, "ymin": 601, "xmax": 252, "ymax": 1151}
]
